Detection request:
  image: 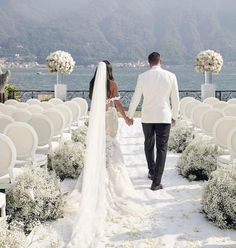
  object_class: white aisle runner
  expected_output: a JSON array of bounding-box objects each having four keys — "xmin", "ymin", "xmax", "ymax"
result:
[{"xmin": 105, "ymin": 118, "xmax": 236, "ymax": 248}]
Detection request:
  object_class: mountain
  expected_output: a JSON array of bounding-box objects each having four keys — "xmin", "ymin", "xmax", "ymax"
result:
[{"xmin": 0, "ymin": 0, "xmax": 236, "ymax": 65}]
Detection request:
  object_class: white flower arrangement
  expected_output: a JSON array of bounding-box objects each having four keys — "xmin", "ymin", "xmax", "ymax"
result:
[
  {"xmin": 168, "ymin": 121, "xmax": 194, "ymax": 153},
  {"xmin": 202, "ymin": 167, "xmax": 236, "ymax": 229},
  {"xmin": 0, "ymin": 218, "xmax": 27, "ymax": 248},
  {"xmin": 195, "ymin": 50, "xmax": 223, "ymax": 73},
  {"xmin": 0, "ymin": 218, "xmax": 62, "ymax": 248},
  {"xmin": 6, "ymin": 167, "xmax": 65, "ymax": 234},
  {"xmin": 71, "ymin": 125, "xmax": 88, "ymax": 146},
  {"xmin": 177, "ymin": 136, "xmax": 222, "ymax": 181},
  {"xmin": 46, "ymin": 50, "xmax": 75, "ymax": 74},
  {"xmin": 48, "ymin": 140, "xmax": 85, "ymax": 180}
]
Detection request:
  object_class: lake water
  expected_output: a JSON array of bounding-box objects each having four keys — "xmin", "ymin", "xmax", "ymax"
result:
[{"xmin": 10, "ymin": 65, "xmax": 236, "ymax": 91}]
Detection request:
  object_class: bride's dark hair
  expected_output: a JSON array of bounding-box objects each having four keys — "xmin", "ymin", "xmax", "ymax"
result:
[{"xmin": 89, "ymin": 60, "xmax": 114, "ymax": 99}]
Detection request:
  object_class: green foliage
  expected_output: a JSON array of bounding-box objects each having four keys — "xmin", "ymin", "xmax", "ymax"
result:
[{"xmin": 4, "ymin": 83, "xmax": 22, "ymax": 100}]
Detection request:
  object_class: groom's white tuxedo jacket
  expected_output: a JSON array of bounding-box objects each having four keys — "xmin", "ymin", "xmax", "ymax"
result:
[{"xmin": 128, "ymin": 65, "xmax": 179, "ymax": 123}]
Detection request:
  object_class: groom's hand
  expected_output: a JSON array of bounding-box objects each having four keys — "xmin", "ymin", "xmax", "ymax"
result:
[{"xmin": 171, "ymin": 118, "xmax": 176, "ymax": 126}]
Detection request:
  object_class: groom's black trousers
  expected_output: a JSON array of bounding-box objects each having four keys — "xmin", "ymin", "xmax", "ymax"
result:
[{"xmin": 142, "ymin": 123, "xmax": 171, "ymax": 185}]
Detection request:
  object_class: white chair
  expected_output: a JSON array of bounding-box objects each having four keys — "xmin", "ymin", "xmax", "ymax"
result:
[
  {"xmin": 213, "ymin": 101, "xmax": 228, "ymax": 110},
  {"xmin": 17, "ymin": 102, "xmax": 29, "ymax": 109},
  {"xmin": 1, "ymin": 105, "xmax": 17, "ymax": 116},
  {"xmin": 40, "ymin": 101, "xmax": 54, "ymax": 110},
  {"xmin": 213, "ymin": 117, "xmax": 236, "ymax": 150},
  {"xmin": 27, "ymin": 105, "xmax": 44, "ymax": 114},
  {"xmin": 0, "ymin": 133, "xmax": 17, "ymax": 190},
  {"xmin": 191, "ymin": 103, "xmax": 211, "ymax": 128},
  {"xmin": 49, "ymin": 98, "xmax": 63, "ymax": 105},
  {"xmin": 227, "ymin": 127, "xmax": 236, "ymax": 165},
  {"xmin": 183, "ymin": 100, "xmax": 201, "ymax": 120},
  {"xmin": 223, "ymin": 105, "xmax": 236, "ymax": 117},
  {"xmin": 4, "ymin": 122, "xmax": 44, "ymax": 166},
  {"xmin": 12, "ymin": 109, "xmax": 32, "ymax": 122},
  {"xmin": 179, "ymin": 97, "xmax": 196, "ymax": 118},
  {"xmin": 213, "ymin": 117, "xmax": 236, "ymax": 167},
  {"xmin": 28, "ymin": 114, "xmax": 54, "ymax": 154},
  {"xmin": 0, "ymin": 115, "xmax": 14, "ymax": 133},
  {"xmin": 44, "ymin": 109, "xmax": 65, "ymax": 139},
  {"xmin": 65, "ymin": 101, "xmax": 81, "ymax": 125},
  {"xmin": 228, "ymin": 98, "xmax": 236, "ymax": 105},
  {"xmin": 72, "ymin": 97, "xmax": 88, "ymax": 117},
  {"xmin": 4, "ymin": 99, "xmax": 18, "ymax": 106},
  {"xmin": 0, "ymin": 192, "xmax": 6, "ymax": 216},
  {"xmin": 203, "ymin": 97, "xmax": 219, "ymax": 105},
  {"xmin": 200, "ymin": 109, "xmax": 224, "ymax": 136},
  {"xmin": 27, "ymin": 98, "xmax": 41, "ymax": 105},
  {"xmin": 55, "ymin": 104, "xmax": 73, "ymax": 131},
  {"xmin": 0, "ymin": 103, "xmax": 4, "ymax": 109}
]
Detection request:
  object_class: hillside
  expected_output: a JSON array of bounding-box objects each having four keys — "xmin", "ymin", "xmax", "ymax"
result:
[{"xmin": 0, "ymin": 0, "xmax": 236, "ymax": 65}]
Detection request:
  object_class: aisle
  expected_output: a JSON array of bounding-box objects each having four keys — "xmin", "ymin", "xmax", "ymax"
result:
[{"xmin": 105, "ymin": 118, "xmax": 236, "ymax": 248}]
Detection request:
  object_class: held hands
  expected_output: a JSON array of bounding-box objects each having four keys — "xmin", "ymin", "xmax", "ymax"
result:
[
  {"xmin": 171, "ymin": 118, "xmax": 176, "ymax": 126},
  {"xmin": 125, "ymin": 116, "xmax": 134, "ymax": 126}
]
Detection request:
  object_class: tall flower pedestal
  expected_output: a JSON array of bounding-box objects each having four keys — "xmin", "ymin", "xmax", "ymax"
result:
[
  {"xmin": 54, "ymin": 84, "xmax": 67, "ymax": 101},
  {"xmin": 54, "ymin": 72, "xmax": 67, "ymax": 101},
  {"xmin": 201, "ymin": 71, "xmax": 215, "ymax": 101}
]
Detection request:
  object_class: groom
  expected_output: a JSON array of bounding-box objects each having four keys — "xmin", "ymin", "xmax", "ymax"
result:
[{"xmin": 128, "ymin": 52, "xmax": 179, "ymax": 191}]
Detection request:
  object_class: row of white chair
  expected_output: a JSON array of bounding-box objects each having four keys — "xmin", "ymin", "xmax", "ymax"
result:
[
  {"xmin": 0, "ymin": 98, "xmax": 89, "ymax": 132},
  {"xmin": 180, "ymin": 97, "xmax": 236, "ymax": 121},
  {"xmin": 0, "ymin": 96, "xmax": 88, "ymax": 118},
  {"xmin": 0, "ymin": 113, "xmax": 65, "ymax": 190},
  {"xmin": 180, "ymin": 97, "xmax": 236, "ymax": 167}
]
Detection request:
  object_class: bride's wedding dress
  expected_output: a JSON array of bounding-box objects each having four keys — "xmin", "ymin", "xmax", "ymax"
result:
[{"xmin": 65, "ymin": 62, "xmax": 143, "ymax": 247}]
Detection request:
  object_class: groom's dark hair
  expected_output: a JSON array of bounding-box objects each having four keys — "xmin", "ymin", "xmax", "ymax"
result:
[{"xmin": 148, "ymin": 52, "xmax": 161, "ymax": 65}]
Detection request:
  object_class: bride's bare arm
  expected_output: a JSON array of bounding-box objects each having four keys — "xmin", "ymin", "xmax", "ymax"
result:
[{"xmin": 110, "ymin": 81, "xmax": 133, "ymax": 124}]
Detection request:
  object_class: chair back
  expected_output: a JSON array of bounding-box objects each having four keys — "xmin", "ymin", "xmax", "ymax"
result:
[
  {"xmin": 0, "ymin": 115, "xmax": 14, "ymax": 133},
  {"xmin": 200, "ymin": 109, "xmax": 224, "ymax": 136},
  {"xmin": 40, "ymin": 102, "xmax": 54, "ymax": 110},
  {"xmin": 228, "ymin": 98, "xmax": 236, "ymax": 105},
  {"xmin": 223, "ymin": 105, "xmax": 236, "ymax": 117},
  {"xmin": 228, "ymin": 127, "xmax": 236, "ymax": 159},
  {"xmin": 203, "ymin": 97, "xmax": 219, "ymax": 105},
  {"xmin": 65, "ymin": 101, "xmax": 81, "ymax": 123},
  {"xmin": 213, "ymin": 117, "xmax": 236, "ymax": 149},
  {"xmin": 72, "ymin": 97, "xmax": 88, "ymax": 117},
  {"xmin": 213, "ymin": 101, "xmax": 228, "ymax": 110},
  {"xmin": 4, "ymin": 122, "xmax": 38, "ymax": 161},
  {"xmin": 1, "ymin": 105, "xmax": 17, "ymax": 116},
  {"xmin": 27, "ymin": 105, "xmax": 44, "ymax": 114},
  {"xmin": 44, "ymin": 109, "xmax": 65, "ymax": 136},
  {"xmin": 17, "ymin": 102, "xmax": 29, "ymax": 109},
  {"xmin": 12, "ymin": 109, "xmax": 32, "ymax": 122},
  {"xmin": 49, "ymin": 98, "xmax": 63, "ymax": 105},
  {"xmin": 27, "ymin": 99, "xmax": 41, "ymax": 105},
  {"xmin": 4, "ymin": 99, "xmax": 18, "ymax": 106},
  {"xmin": 191, "ymin": 103, "xmax": 211, "ymax": 128},
  {"xmin": 179, "ymin": 97, "xmax": 196, "ymax": 117},
  {"xmin": 28, "ymin": 114, "xmax": 54, "ymax": 147},
  {"xmin": 184, "ymin": 100, "xmax": 201, "ymax": 120},
  {"xmin": 0, "ymin": 134, "xmax": 16, "ymax": 181},
  {"xmin": 55, "ymin": 105, "xmax": 73, "ymax": 129}
]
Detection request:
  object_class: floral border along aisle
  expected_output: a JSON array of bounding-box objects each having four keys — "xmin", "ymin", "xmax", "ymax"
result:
[
  {"xmin": 48, "ymin": 140, "xmax": 85, "ymax": 180},
  {"xmin": 177, "ymin": 136, "xmax": 222, "ymax": 181},
  {"xmin": 168, "ymin": 121, "xmax": 194, "ymax": 153},
  {"xmin": 6, "ymin": 167, "xmax": 65, "ymax": 234},
  {"xmin": 202, "ymin": 167, "xmax": 236, "ymax": 229}
]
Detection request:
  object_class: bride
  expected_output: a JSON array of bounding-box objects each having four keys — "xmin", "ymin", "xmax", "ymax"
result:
[{"xmin": 67, "ymin": 61, "xmax": 143, "ymax": 248}]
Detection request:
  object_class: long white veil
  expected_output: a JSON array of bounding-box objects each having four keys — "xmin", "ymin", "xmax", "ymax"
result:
[{"xmin": 67, "ymin": 62, "xmax": 107, "ymax": 247}]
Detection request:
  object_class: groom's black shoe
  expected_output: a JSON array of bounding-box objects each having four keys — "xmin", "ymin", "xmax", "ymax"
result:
[
  {"xmin": 151, "ymin": 182, "xmax": 163, "ymax": 191},
  {"xmin": 148, "ymin": 172, "xmax": 154, "ymax": 180}
]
